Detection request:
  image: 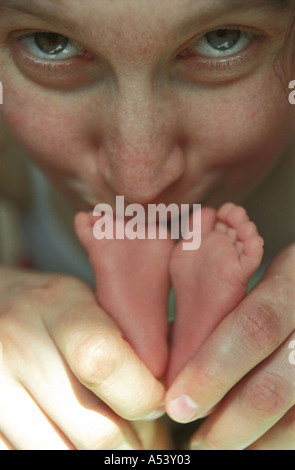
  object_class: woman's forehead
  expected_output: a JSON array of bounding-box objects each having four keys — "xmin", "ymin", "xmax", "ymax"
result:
[{"xmin": 0, "ymin": 0, "xmax": 289, "ymax": 19}]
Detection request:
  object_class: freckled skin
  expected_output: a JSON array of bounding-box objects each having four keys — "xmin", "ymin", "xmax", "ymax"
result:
[
  {"xmin": 1, "ymin": 0, "xmax": 294, "ymax": 212},
  {"xmin": 0, "ymin": 0, "xmax": 294, "ymax": 379}
]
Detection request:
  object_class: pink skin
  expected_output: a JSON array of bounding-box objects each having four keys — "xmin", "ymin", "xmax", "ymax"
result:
[
  {"xmin": 0, "ymin": 1, "xmax": 294, "ymax": 215},
  {"xmin": 74, "ymin": 211, "xmax": 175, "ymax": 379},
  {"xmin": 0, "ymin": 1, "xmax": 294, "ymax": 450},
  {"xmin": 166, "ymin": 203, "xmax": 264, "ymax": 386},
  {"xmin": 0, "ymin": 0, "xmax": 293, "ymax": 388},
  {"xmin": 75, "ymin": 202, "xmax": 263, "ymax": 385}
]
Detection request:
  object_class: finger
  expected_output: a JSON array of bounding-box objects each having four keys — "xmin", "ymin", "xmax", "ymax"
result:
[
  {"xmin": 166, "ymin": 252, "xmax": 295, "ymax": 423},
  {"xmin": 132, "ymin": 419, "xmax": 174, "ymax": 450},
  {"xmin": 0, "ymin": 432, "xmax": 14, "ymax": 450},
  {"xmin": 0, "ymin": 373, "xmax": 73, "ymax": 450},
  {"xmin": 12, "ymin": 321, "xmax": 142, "ymax": 450},
  {"xmin": 189, "ymin": 337, "xmax": 295, "ymax": 450},
  {"xmin": 246, "ymin": 405, "xmax": 295, "ymax": 450},
  {"xmin": 42, "ymin": 279, "xmax": 165, "ymax": 421},
  {"xmin": 6, "ymin": 312, "xmax": 141, "ymax": 450}
]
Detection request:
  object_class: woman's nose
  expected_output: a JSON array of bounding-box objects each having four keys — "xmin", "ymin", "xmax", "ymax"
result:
[{"xmin": 97, "ymin": 83, "xmax": 185, "ymax": 203}]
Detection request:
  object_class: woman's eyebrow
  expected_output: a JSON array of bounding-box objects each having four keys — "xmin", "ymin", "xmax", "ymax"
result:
[
  {"xmin": 0, "ymin": 0, "xmax": 66, "ymax": 19},
  {"xmin": 223, "ymin": 0, "xmax": 289, "ymax": 11}
]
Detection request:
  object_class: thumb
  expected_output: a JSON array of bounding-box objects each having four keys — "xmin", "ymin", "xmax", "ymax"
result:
[{"xmin": 43, "ymin": 279, "xmax": 165, "ymax": 421}]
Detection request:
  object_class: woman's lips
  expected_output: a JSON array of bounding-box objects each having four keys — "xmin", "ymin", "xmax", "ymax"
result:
[{"xmin": 66, "ymin": 166, "xmax": 226, "ymax": 213}]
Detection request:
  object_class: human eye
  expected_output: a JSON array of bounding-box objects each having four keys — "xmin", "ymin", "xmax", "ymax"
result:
[
  {"xmin": 8, "ymin": 30, "xmax": 99, "ymax": 87},
  {"xmin": 193, "ymin": 28, "xmax": 255, "ymax": 59},
  {"xmin": 20, "ymin": 31, "xmax": 83, "ymax": 60},
  {"xmin": 176, "ymin": 26, "xmax": 264, "ymax": 83}
]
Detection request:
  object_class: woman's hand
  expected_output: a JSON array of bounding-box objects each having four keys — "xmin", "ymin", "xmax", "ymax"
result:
[
  {"xmin": 0, "ymin": 267, "xmax": 165, "ymax": 450},
  {"xmin": 165, "ymin": 244, "xmax": 295, "ymax": 450}
]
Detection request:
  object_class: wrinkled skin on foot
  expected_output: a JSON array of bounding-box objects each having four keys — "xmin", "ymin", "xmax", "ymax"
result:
[
  {"xmin": 75, "ymin": 210, "xmax": 175, "ymax": 379},
  {"xmin": 75, "ymin": 203, "xmax": 263, "ymax": 386},
  {"xmin": 167, "ymin": 202, "xmax": 264, "ymax": 386}
]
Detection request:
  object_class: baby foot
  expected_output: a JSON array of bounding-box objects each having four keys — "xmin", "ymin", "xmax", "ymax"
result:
[
  {"xmin": 74, "ymin": 211, "xmax": 174, "ymax": 379},
  {"xmin": 166, "ymin": 203, "xmax": 264, "ymax": 386}
]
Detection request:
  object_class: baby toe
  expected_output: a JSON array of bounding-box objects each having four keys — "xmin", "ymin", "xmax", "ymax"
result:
[
  {"xmin": 215, "ymin": 221, "xmax": 227, "ymax": 233},
  {"xmin": 217, "ymin": 202, "xmax": 236, "ymax": 219},
  {"xmin": 240, "ymin": 235, "xmax": 264, "ymax": 278},
  {"xmin": 243, "ymin": 235, "xmax": 264, "ymax": 258},
  {"xmin": 237, "ymin": 220, "xmax": 258, "ymax": 243},
  {"xmin": 226, "ymin": 205, "xmax": 249, "ymax": 229},
  {"xmin": 226, "ymin": 227, "xmax": 238, "ymax": 243}
]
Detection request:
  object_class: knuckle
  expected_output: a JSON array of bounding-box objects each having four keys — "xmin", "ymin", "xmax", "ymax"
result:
[
  {"xmin": 0, "ymin": 283, "xmax": 24, "ymax": 320},
  {"xmin": 24, "ymin": 274, "xmax": 85, "ymax": 304},
  {"xmin": 72, "ymin": 333, "xmax": 121, "ymax": 387},
  {"xmin": 0, "ymin": 307, "xmax": 36, "ymax": 365},
  {"xmin": 47, "ymin": 274, "xmax": 87, "ymax": 293},
  {"xmin": 0, "ymin": 272, "xmax": 89, "ymax": 321},
  {"xmin": 0, "ymin": 296, "xmax": 29, "ymax": 339},
  {"xmin": 245, "ymin": 372, "xmax": 292, "ymax": 417},
  {"xmin": 76, "ymin": 419, "xmax": 124, "ymax": 450},
  {"xmin": 0, "ymin": 299, "xmax": 19, "ymax": 322},
  {"xmin": 238, "ymin": 302, "xmax": 281, "ymax": 353}
]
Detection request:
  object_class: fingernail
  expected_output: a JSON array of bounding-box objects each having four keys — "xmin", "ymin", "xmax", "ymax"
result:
[
  {"xmin": 134, "ymin": 404, "xmax": 166, "ymax": 421},
  {"xmin": 141, "ymin": 407, "xmax": 166, "ymax": 421},
  {"xmin": 141, "ymin": 406, "xmax": 165, "ymax": 421},
  {"xmin": 168, "ymin": 395, "xmax": 200, "ymax": 423}
]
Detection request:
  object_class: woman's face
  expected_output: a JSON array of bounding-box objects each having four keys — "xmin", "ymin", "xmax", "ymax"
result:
[{"xmin": 0, "ymin": 0, "xmax": 294, "ymax": 210}]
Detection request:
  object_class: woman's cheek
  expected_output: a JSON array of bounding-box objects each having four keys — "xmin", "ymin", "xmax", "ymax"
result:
[
  {"xmin": 188, "ymin": 76, "xmax": 294, "ymax": 172},
  {"xmin": 3, "ymin": 95, "xmax": 82, "ymax": 171},
  {"xmin": 0, "ymin": 65, "xmax": 97, "ymax": 179},
  {"xmin": 2, "ymin": 66, "xmax": 295, "ymax": 206}
]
